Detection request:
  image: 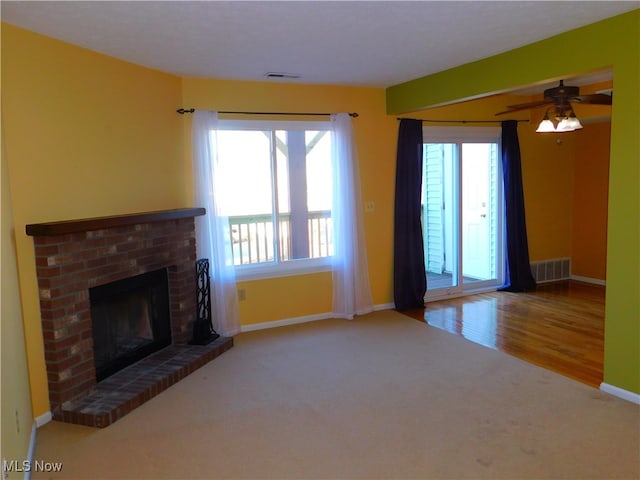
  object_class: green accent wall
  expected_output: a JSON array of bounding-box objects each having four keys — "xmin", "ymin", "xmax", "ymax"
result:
[{"xmin": 386, "ymin": 10, "xmax": 640, "ymax": 394}]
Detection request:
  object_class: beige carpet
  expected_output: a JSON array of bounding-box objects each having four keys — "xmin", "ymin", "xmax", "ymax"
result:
[{"xmin": 33, "ymin": 310, "xmax": 639, "ymax": 479}]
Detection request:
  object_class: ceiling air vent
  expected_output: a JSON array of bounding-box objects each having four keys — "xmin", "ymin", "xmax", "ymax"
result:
[{"xmin": 264, "ymin": 72, "xmax": 301, "ymax": 79}]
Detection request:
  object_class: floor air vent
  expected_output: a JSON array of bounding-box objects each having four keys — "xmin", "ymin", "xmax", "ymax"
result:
[{"xmin": 530, "ymin": 258, "xmax": 571, "ymax": 283}]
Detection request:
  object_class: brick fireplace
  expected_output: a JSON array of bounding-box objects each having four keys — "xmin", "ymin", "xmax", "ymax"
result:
[{"xmin": 27, "ymin": 209, "xmax": 233, "ymax": 427}]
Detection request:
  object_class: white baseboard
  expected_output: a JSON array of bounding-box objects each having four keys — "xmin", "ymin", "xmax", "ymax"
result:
[
  {"xmin": 0, "ymin": 420, "xmax": 40, "ymax": 480},
  {"xmin": 25, "ymin": 422, "xmax": 37, "ymax": 480},
  {"xmin": 241, "ymin": 312, "xmax": 332, "ymax": 332},
  {"xmin": 571, "ymin": 275, "xmax": 606, "ymax": 286},
  {"xmin": 240, "ymin": 303, "xmax": 395, "ymax": 333},
  {"xmin": 34, "ymin": 411, "xmax": 52, "ymax": 428},
  {"xmin": 600, "ymin": 383, "xmax": 640, "ymax": 404},
  {"xmin": 373, "ymin": 303, "xmax": 395, "ymax": 311}
]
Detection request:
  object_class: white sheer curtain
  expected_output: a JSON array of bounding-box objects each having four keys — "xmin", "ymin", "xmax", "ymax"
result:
[
  {"xmin": 331, "ymin": 113, "xmax": 374, "ymax": 319},
  {"xmin": 192, "ymin": 110, "xmax": 241, "ymax": 336}
]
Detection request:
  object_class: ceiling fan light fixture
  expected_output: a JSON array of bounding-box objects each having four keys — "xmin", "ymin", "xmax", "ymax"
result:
[
  {"xmin": 536, "ymin": 112, "xmax": 556, "ymax": 133},
  {"xmin": 565, "ymin": 110, "xmax": 583, "ymax": 130},
  {"xmin": 555, "ymin": 117, "xmax": 575, "ymax": 132},
  {"xmin": 497, "ymin": 79, "xmax": 611, "ymax": 132},
  {"xmin": 536, "ymin": 107, "xmax": 582, "ymax": 133}
]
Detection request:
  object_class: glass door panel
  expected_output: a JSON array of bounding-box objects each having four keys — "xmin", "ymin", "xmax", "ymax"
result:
[
  {"xmin": 423, "ymin": 143, "xmax": 460, "ymax": 295},
  {"xmin": 462, "ymin": 143, "xmax": 499, "ymax": 286}
]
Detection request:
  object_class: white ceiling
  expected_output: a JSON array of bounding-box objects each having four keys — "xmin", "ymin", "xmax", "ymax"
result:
[{"xmin": 1, "ymin": 1, "xmax": 636, "ymax": 88}]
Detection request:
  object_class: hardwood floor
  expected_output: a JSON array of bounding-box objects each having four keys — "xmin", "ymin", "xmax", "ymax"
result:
[{"xmin": 401, "ymin": 281, "xmax": 605, "ymax": 387}]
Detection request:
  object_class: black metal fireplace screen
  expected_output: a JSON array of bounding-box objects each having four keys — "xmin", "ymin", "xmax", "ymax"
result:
[{"xmin": 190, "ymin": 258, "xmax": 219, "ymax": 345}]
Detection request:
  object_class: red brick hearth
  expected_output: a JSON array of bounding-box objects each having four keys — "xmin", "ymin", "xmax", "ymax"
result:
[{"xmin": 26, "ymin": 209, "xmax": 233, "ymax": 427}]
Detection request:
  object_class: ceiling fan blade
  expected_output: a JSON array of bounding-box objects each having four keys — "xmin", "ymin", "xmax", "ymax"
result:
[
  {"xmin": 570, "ymin": 93, "xmax": 613, "ymax": 105},
  {"xmin": 502, "ymin": 99, "xmax": 553, "ymax": 110},
  {"xmin": 495, "ymin": 100, "xmax": 553, "ymax": 116}
]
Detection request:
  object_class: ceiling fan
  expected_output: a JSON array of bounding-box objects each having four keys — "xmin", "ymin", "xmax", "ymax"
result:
[{"xmin": 495, "ymin": 80, "xmax": 613, "ymax": 116}]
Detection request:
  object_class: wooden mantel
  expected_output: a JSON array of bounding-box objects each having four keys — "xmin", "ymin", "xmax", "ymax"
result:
[{"xmin": 26, "ymin": 208, "xmax": 206, "ymax": 237}]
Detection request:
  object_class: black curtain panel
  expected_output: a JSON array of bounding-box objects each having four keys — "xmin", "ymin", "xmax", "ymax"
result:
[
  {"xmin": 393, "ymin": 119, "xmax": 427, "ymax": 310},
  {"xmin": 499, "ymin": 120, "xmax": 536, "ymax": 292}
]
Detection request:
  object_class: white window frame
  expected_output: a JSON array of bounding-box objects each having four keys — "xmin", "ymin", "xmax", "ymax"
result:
[{"xmin": 216, "ymin": 119, "xmax": 333, "ymax": 281}]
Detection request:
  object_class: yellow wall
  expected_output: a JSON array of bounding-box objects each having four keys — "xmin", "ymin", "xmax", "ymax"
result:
[
  {"xmin": 2, "ymin": 24, "xmax": 187, "ymax": 417},
  {"xmin": 520, "ymin": 126, "xmax": 578, "ymax": 261},
  {"xmin": 572, "ymin": 121, "xmax": 610, "ymax": 280},
  {"xmin": 237, "ymin": 273, "xmax": 333, "ymax": 326},
  {"xmin": 1, "ymin": 70, "xmax": 35, "ymax": 475},
  {"xmin": 181, "ymin": 78, "xmax": 397, "ymax": 327}
]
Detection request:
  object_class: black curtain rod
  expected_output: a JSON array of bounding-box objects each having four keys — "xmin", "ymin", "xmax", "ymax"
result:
[
  {"xmin": 397, "ymin": 118, "xmax": 528, "ymax": 124},
  {"xmin": 177, "ymin": 108, "xmax": 358, "ymax": 118}
]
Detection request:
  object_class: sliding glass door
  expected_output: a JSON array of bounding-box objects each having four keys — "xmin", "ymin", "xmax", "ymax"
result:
[{"xmin": 422, "ymin": 127, "xmax": 503, "ymax": 299}]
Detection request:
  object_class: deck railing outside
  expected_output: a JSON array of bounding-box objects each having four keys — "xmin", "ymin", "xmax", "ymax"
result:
[{"xmin": 229, "ymin": 210, "xmax": 332, "ymax": 265}]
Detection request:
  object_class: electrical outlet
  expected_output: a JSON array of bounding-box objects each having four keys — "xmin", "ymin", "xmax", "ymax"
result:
[
  {"xmin": 237, "ymin": 289, "xmax": 246, "ymax": 301},
  {"xmin": 364, "ymin": 201, "xmax": 375, "ymax": 213}
]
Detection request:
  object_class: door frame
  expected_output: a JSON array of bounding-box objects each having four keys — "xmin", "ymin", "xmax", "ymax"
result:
[{"xmin": 422, "ymin": 126, "xmax": 505, "ymax": 301}]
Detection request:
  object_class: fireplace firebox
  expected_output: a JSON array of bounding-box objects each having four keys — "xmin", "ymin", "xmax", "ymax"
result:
[{"xmin": 90, "ymin": 268, "xmax": 172, "ymax": 381}]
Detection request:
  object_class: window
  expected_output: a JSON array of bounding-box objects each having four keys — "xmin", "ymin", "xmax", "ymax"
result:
[{"xmin": 215, "ymin": 120, "xmax": 333, "ymax": 280}]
